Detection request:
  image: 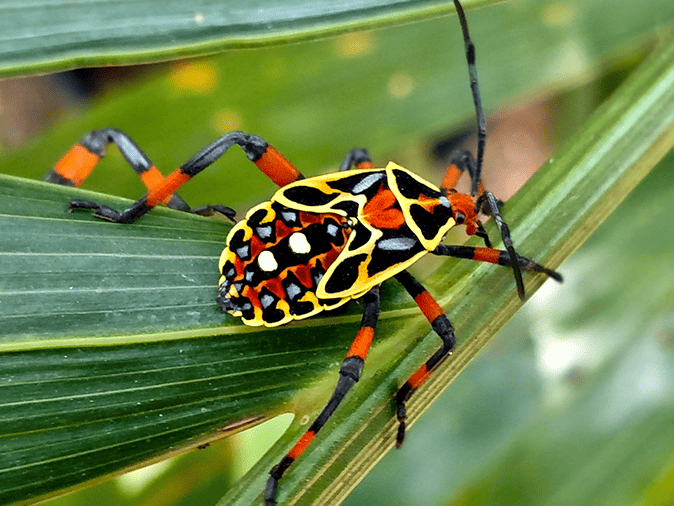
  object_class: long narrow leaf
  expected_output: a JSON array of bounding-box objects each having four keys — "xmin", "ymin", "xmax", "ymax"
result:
[
  {"xmin": 0, "ymin": 0, "xmax": 500, "ymax": 77},
  {"xmin": 221, "ymin": 33, "xmax": 674, "ymax": 506}
]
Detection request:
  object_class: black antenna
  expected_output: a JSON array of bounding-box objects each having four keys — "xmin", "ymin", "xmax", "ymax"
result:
[
  {"xmin": 453, "ymin": 0, "xmax": 526, "ymax": 300},
  {"xmin": 453, "ymin": 0, "xmax": 486, "ymax": 197}
]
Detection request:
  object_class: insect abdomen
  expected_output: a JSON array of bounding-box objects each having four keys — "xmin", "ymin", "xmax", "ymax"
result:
[{"xmin": 217, "ymin": 201, "xmax": 350, "ymax": 326}]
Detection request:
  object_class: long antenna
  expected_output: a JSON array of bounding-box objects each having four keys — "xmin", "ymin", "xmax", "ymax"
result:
[
  {"xmin": 453, "ymin": 0, "xmax": 486, "ymax": 196},
  {"xmin": 453, "ymin": 0, "xmax": 525, "ymax": 299}
]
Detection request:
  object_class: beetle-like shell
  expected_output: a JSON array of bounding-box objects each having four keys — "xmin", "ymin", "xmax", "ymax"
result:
[{"xmin": 217, "ymin": 162, "xmax": 456, "ymax": 326}]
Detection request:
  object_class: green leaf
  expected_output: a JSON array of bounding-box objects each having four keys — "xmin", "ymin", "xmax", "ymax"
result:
[
  {"xmin": 222, "ymin": 33, "xmax": 674, "ymax": 506},
  {"xmin": 0, "ymin": 0, "xmax": 501, "ymax": 78},
  {"xmin": 3, "ymin": 29, "xmax": 674, "ymax": 506},
  {"xmin": 2, "ymin": 1, "xmax": 674, "ymax": 505}
]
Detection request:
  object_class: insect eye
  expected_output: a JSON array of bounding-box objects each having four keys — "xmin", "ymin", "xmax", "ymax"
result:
[{"xmin": 455, "ymin": 212, "xmax": 466, "ymax": 224}]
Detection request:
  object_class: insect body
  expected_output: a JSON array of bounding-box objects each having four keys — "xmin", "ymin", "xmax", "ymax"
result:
[
  {"xmin": 218, "ymin": 164, "xmax": 459, "ymax": 327},
  {"xmin": 44, "ymin": 1, "xmax": 562, "ymax": 504}
]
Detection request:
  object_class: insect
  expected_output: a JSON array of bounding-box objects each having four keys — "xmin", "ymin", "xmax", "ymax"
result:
[{"xmin": 44, "ymin": 0, "xmax": 562, "ymax": 503}]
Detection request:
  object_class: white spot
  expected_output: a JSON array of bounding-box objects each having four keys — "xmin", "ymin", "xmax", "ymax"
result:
[
  {"xmin": 281, "ymin": 210, "xmax": 297, "ymax": 223},
  {"xmin": 286, "ymin": 283, "xmax": 302, "ymax": 300},
  {"xmin": 256, "ymin": 225, "xmax": 273, "ymax": 240},
  {"xmin": 258, "ymin": 250, "xmax": 278, "ymax": 272},
  {"xmin": 327, "ymin": 223, "xmax": 339, "ymax": 237},
  {"xmin": 377, "ymin": 237, "xmax": 417, "ymax": 251},
  {"xmin": 289, "ymin": 232, "xmax": 311, "ymax": 255},
  {"xmin": 260, "ymin": 294, "xmax": 275, "ymax": 308},
  {"xmin": 352, "ymin": 173, "xmax": 384, "ymax": 194}
]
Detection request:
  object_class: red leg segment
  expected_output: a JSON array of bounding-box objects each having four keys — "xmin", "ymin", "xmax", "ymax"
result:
[
  {"xmin": 433, "ymin": 244, "xmax": 563, "ymax": 281},
  {"xmin": 67, "ymin": 131, "xmax": 303, "ymax": 224},
  {"xmin": 394, "ymin": 271, "xmax": 456, "ymax": 447},
  {"xmin": 264, "ymin": 287, "xmax": 380, "ymax": 505}
]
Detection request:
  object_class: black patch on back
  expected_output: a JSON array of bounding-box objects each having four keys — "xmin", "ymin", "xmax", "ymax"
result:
[
  {"xmin": 410, "ymin": 203, "xmax": 454, "ymax": 241},
  {"xmin": 258, "ymin": 287, "xmax": 286, "ymax": 324},
  {"xmin": 367, "ymin": 228, "xmax": 423, "ymax": 276},
  {"xmin": 283, "ymin": 186, "xmax": 338, "ymax": 206},
  {"xmin": 323, "ymin": 253, "xmax": 368, "ymax": 295},
  {"xmin": 282, "ymin": 271, "xmax": 315, "ymax": 317},
  {"xmin": 347, "ymin": 222, "xmax": 372, "ymax": 251},
  {"xmin": 327, "ymin": 171, "xmax": 385, "ymax": 199},
  {"xmin": 393, "ymin": 169, "xmax": 440, "ymax": 200},
  {"xmin": 331, "ymin": 200, "xmax": 359, "ymax": 216}
]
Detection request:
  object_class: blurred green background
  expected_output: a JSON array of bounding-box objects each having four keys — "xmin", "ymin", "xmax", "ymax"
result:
[{"xmin": 2, "ymin": 0, "xmax": 674, "ymax": 505}]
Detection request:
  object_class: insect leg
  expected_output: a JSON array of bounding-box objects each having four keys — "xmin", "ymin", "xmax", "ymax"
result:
[
  {"xmin": 394, "ymin": 270, "xmax": 456, "ymax": 447},
  {"xmin": 264, "ymin": 286, "xmax": 380, "ymax": 505},
  {"xmin": 439, "ymin": 150, "xmax": 481, "ymax": 194},
  {"xmin": 45, "ymin": 128, "xmax": 191, "ymax": 212},
  {"xmin": 433, "ymin": 244, "xmax": 562, "ymax": 282},
  {"xmin": 339, "ymin": 148, "xmax": 373, "ymax": 171},
  {"xmin": 68, "ymin": 131, "xmax": 303, "ymax": 223},
  {"xmin": 440, "ymin": 149, "xmax": 526, "ymax": 298}
]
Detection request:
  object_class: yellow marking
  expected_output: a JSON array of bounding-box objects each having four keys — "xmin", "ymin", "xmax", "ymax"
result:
[
  {"xmin": 386, "ymin": 162, "xmax": 456, "ymax": 251},
  {"xmin": 218, "ymin": 250, "xmax": 228, "ymax": 274},
  {"xmin": 244, "ymin": 201, "xmax": 276, "ymax": 224},
  {"xmin": 225, "ymin": 219, "xmax": 254, "ymax": 247}
]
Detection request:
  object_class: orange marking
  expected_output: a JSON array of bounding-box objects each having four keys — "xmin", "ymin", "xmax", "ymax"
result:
[
  {"xmin": 287, "ymin": 430, "xmax": 316, "ymax": 460},
  {"xmin": 407, "ymin": 364, "xmax": 430, "ymax": 389},
  {"xmin": 146, "ymin": 170, "xmax": 190, "ymax": 207},
  {"xmin": 140, "ymin": 166, "xmax": 174, "ymax": 205},
  {"xmin": 299, "ymin": 211, "xmax": 321, "ymax": 226},
  {"xmin": 255, "ymin": 146, "xmax": 301, "ymax": 187},
  {"xmin": 346, "ymin": 326, "xmax": 374, "ymax": 360},
  {"xmin": 249, "ymin": 235, "xmax": 265, "ymax": 260},
  {"xmin": 292, "ymin": 263, "xmax": 314, "ymax": 289},
  {"xmin": 275, "ymin": 219, "xmax": 292, "ymax": 240},
  {"xmin": 476, "ymin": 182, "xmax": 485, "ymax": 198},
  {"xmin": 356, "ymin": 161, "xmax": 374, "ymax": 170},
  {"xmin": 319, "ymin": 245, "xmax": 342, "ymax": 269},
  {"xmin": 473, "ymin": 247, "xmax": 501, "ymax": 265},
  {"xmin": 53, "ymin": 145, "xmax": 100, "ymax": 187},
  {"xmin": 417, "ymin": 194, "xmax": 441, "ymax": 213},
  {"xmin": 242, "ymin": 285, "xmax": 262, "ymax": 312},
  {"xmin": 233, "ymin": 256, "xmax": 245, "ymax": 279},
  {"xmin": 139, "ymin": 166, "xmax": 165, "ymax": 191},
  {"xmin": 264, "ymin": 277, "xmax": 286, "ymax": 301},
  {"xmin": 448, "ymin": 191, "xmax": 479, "ymax": 235},
  {"xmin": 363, "ymin": 188, "xmax": 405, "ymax": 229},
  {"xmin": 414, "ymin": 290, "xmax": 443, "ymax": 324},
  {"xmin": 441, "ymin": 164, "xmax": 462, "ymax": 191}
]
